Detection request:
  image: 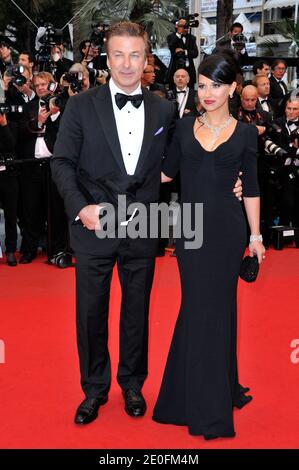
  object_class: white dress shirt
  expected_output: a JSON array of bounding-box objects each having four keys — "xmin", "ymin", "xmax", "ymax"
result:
[
  {"xmin": 109, "ymin": 78, "xmax": 144, "ymax": 175},
  {"xmin": 176, "ymin": 87, "xmax": 189, "ymax": 118},
  {"xmin": 258, "ymin": 96, "xmax": 269, "ymax": 113}
]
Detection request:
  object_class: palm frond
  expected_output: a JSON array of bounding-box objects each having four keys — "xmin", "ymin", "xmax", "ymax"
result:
[
  {"xmin": 140, "ymin": 12, "xmax": 175, "ymax": 44},
  {"xmin": 258, "ymin": 37, "xmax": 279, "ymax": 57}
]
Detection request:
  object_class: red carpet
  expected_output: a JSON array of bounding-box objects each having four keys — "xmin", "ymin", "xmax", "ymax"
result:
[{"xmin": 0, "ymin": 248, "xmax": 299, "ymax": 449}]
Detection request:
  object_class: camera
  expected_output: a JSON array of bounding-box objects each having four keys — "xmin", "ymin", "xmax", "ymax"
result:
[
  {"xmin": 40, "ymin": 81, "xmax": 68, "ymax": 112},
  {"xmin": 63, "ymin": 71, "xmax": 84, "ymax": 93},
  {"xmin": 165, "ymin": 88, "xmax": 176, "ymax": 102},
  {"xmin": 6, "ymin": 65, "xmax": 27, "ymax": 87},
  {"xmin": 0, "ymin": 153, "xmax": 14, "ymax": 166},
  {"xmin": 185, "ymin": 14, "xmax": 199, "ymax": 29},
  {"xmin": 265, "ymin": 140, "xmax": 288, "ymax": 158},
  {"xmin": 39, "ymin": 24, "xmax": 63, "ymax": 48},
  {"xmin": 232, "ymin": 33, "xmax": 246, "ymax": 50},
  {"xmin": 0, "ymin": 104, "xmax": 23, "ymax": 114},
  {"xmin": 36, "ymin": 24, "xmax": 63, "ymax": 65}
]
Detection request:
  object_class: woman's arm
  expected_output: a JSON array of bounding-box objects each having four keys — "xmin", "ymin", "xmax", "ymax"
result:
[
  {"xmin": 243, "ymin": 197, "xmax": 266, "ymax": 263},
  {"xmin": 161, "ymin": 171, "xmax": 173, "ymax": 183}
]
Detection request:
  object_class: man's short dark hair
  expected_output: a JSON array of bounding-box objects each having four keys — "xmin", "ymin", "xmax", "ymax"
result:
[
  {"xmin": 253, "ymin": 59, "xmax": 270, "ymax": 75},
  {"xmin": 105, "ymin": 22, "xmax": 150, "ymax": 56},
  {"xmin": 230, "ymin": 22, "xmax": 243, "ymax": 33},
  {"xmin": 19, "ymin": 51, "xmax": 36, "ymax": 65}
]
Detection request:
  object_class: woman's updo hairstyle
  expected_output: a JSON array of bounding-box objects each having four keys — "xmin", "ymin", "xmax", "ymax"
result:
[{"xmin": 198, "ymin": 50, "xmax": 238, "ymax": 85}]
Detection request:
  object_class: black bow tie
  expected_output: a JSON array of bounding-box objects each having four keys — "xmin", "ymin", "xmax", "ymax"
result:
[
  {"xmin": 261, "ymin": 99, "xmax": 268, "ymax": 104},
  {"xmin": 177, "ymin": 90, "xmax": 186, "ymax": 94},
  {"xmin": 115, "ymin": 92, "xmax": 143, "ymax": 110},
  {"xmin": 287, "ymin": 120, "xmax": 299, "ymax": 127}
]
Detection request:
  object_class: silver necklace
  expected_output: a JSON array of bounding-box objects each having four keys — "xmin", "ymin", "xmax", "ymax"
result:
[{"xmin": 201, "ymin": 113, "xmax": 233, "ymax": 149}]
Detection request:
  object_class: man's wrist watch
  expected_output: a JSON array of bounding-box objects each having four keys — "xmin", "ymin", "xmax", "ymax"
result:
[{"xmin": 250, "ymin": 234, "xmax": 263, "ymax": 243}]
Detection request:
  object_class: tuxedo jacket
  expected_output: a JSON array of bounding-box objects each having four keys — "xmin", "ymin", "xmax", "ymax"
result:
[
  {"xmin": 166, "ymin": 32, "xmax": 198, "ymax": 86},
  {"xmin": 175, "ymin": 88, "xmax": 197, "ymax": 117},
  {"xmin": 256, "ymin": 97, "xmax": 278, "ymax": 121},
  {"xmin": 269, "ymin": 75, "xmax": 288, "ymax": 100},
  {"xmin": 19, "ymin": 98, "xmax": 58, "ymax": 159},
  {"xmin": 51, "ymin": 84, "xmax": 175, "ymax": 256}
]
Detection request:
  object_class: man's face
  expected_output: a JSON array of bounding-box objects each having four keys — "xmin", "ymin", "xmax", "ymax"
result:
[
  {"xmin": 230, "ymin": 27, "xmax": 242, "ymax": 39},
  {"xmin": 272, "ymin": 62, "xmax": 286, "ymax": 80},
  {"xmin": 82, "ymin": 42, "xmax": 94, "ymax": 60},
  {"xmin": 34, "ymin": 77, "xmax": 50, "ymax": 98},
  {"xmin": 285, "ymin": 101, "xmax": 299, "ymax": 121},
  {"xmin": 256, "ymin": 77, "xmax": 270, "ymax": 98},
  {"xmin": 176, "ymin": 20, "xmax": 188, "ymax": 35},
  {"xmin": 107, "ymin": 35, "xmax": 147, "ymax": 94},
  {"xmin": 142, "ymin": 65, "xmax": 155, "ymax": 86},
  {"xmin": 18, "ymin": 54, "xmax": 32, "ymax": 70},
  {"xmin": 257, "ymin": 63, "xmax": 270, "ymax": 77},
  {"xmin": 174, "ymin": 69, "xmax": 189, "ymax": 89},
  {"xmin": 0, "ymin": 44, "xmax": 11, "ymax": 62},
  {"xmin": 241, "ymin": 90, "xmax": 257, "ymax": 111}
]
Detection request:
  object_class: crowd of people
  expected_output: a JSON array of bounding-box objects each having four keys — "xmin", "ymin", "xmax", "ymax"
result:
[{"xmin": 0, "ymin": 21, "xmax": 298, "ymax": 268}]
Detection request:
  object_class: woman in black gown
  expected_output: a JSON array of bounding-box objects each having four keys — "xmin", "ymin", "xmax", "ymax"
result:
[{"xmin": 153, "ymin": 53, "xmax": 266, "ymax": 439}]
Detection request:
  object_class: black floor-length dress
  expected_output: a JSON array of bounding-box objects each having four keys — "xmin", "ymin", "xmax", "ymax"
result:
[{"xmin": 153, "ymin": 118, "xmax": 259, "ymax": 438}]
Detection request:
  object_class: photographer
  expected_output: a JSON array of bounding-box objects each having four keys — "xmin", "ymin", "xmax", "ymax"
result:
[
  {"xmin": 166, "ymin": 17, "xmax": 198, "ymax": 89},
  {"xmin": 266, "ymin": 98, "xmax": 299, "ymax": 227},
  {"xmin": 0, "ymin": 112, "xmax": 18, "ymax": 266},
  {"xmin": 49, "ymin": 45, "xmax": 73, "ymax": 83},
  {"xmin": 18, "ymin": 71, "xmax": 61, "ymax": 264},
  {"xmin": 214, "ymin": 22, "xmax": 248, "ymax": 68},
  {"xmin": 0, "ymin": 36, "xmax": 14, "ymax": 76},
  {"xmin": 4, "ymin": 65, "xmax": 35, "ymax": 110},
  {"xmin": 79, "ymin": 39, "xmax": 108, "ymax": 87}
]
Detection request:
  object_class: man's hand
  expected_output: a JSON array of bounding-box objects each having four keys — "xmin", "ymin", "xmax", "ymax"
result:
[
  {"xmin": 175, "ymin": 48, "xmax": 184, "ymax": 53},
  {"xmin": 38, "ymin": 107, "xmax": 51, "ymax": 126},
  {"xmin": 78, "ymin": 205, "xmax": 101, "ymax": 230},
  {"xmin": 256, "ymin": 125, "xmax": 266, "ymax": 136},
  {"xmin": 233, "ymin": 172, "xmax": 243, "ymax": 200},
  {"xmin": 0, "ymin": 113, "xmax": 8, "ymax": 126}
]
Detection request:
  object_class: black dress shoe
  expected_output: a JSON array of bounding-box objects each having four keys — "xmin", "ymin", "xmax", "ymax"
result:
[
  {"xmin": 6, "ymin": 252, "xmax": 17, "ymax": 267},
  {"xmin": 74, "ymin": 396, "xmax": 108, "ymax": 425},
  {"xmin": 19, "ymin": 253, "xmax": 36, "ymax": 264},
  {"xmin": 123, "ymin": 389, "xmax": 146, "ymax": 417},
  {"xmin": 234, "ymin": 394, "xmax": 253, "ymax": 409}
]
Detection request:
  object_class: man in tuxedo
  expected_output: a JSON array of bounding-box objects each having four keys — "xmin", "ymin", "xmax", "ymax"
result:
[
  {"xmin": 254, "ymin": 74, "xmax": 277, "ymax": 121},
  {"xmin": 51, "ymin": 22, "xmax": 243, "ymax": 425},
  {"xmin": 166, "ymin": 18, "xmax": 198, "ymax": 89},
  {"xmin": 269, "ymin": 59, "xmax": 289, "ymax": 114},
  {"xmin": 173, "ymin": 68, "xmax": 197, "ymax": 118},
  {"xmin": 213, "ymin": 22, "xmax": 248, "ymax": 68}
]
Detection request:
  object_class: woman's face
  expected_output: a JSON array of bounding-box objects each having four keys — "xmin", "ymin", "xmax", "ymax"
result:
[{"xmin": 197, "ymin": 74, "xmax": 235, "ymax": 112}]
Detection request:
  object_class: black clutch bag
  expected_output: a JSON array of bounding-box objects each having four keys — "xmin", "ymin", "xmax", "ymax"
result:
[{"xmin": 239, "ymin": 255, "xmax": 259, "ymax": 282}]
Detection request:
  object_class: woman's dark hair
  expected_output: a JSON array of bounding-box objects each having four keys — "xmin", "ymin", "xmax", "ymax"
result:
[{"xmin": 198, "ymin": 52, "xmax": 237, "ymax": 85}]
